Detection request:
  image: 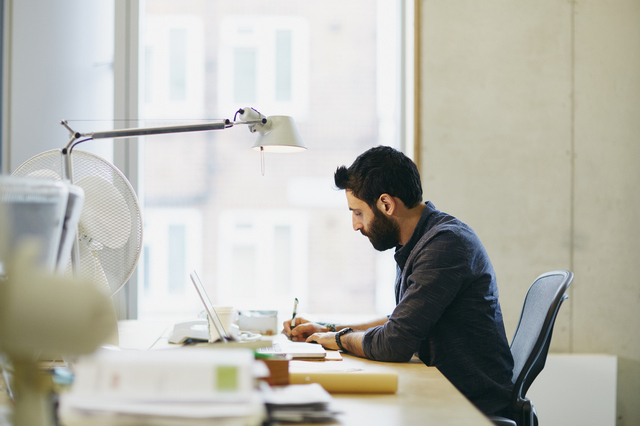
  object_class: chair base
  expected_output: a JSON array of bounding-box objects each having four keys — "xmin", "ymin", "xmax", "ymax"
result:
[
  {"xmin": 491, "ymin": 399, "xmax": 538, "ymax": 426},
  {"xmin": 489, "ymin": 416, "xmax": 517, "ymax": 426}
]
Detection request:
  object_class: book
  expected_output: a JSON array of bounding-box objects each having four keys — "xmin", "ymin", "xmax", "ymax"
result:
[{"xmin": 288, "ymin": 361, "xmax": 398, "ymax": 394}]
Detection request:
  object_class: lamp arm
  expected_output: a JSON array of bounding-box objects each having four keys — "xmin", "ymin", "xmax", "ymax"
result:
[
  {"xmin": 61, "ymin": 119, "xmax": 233, "ymax": 150},
  {"xmin": 58, "ymin": 117, "xmax": 269, "ymax": 180},
  {"xmin": 60, "ymin": 118, "xmax": 269, "ymax": 152},
  {"xmin": 57, "ymin": 107, "xmax": 299, "ymax": 180},
  {"xmin": 89, "ymin": 120, "xmax": 232, "ymax": 140}
]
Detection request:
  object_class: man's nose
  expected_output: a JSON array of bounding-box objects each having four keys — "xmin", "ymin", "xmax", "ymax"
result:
[{"xmin": 352, "ymin": 217, "xmax": 363, "ymax": 231}]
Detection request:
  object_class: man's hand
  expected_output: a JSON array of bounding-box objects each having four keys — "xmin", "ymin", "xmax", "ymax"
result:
[
  {"xmin": 282, "ymin": 317, "xmax": 328, "ymax": 341},
  {"xmin": 306, "ymin": 332, "xmax": 339, "ymax": 350}
]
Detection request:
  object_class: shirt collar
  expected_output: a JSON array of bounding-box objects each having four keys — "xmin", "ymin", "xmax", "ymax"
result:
[{"xmin": 394, "ymin": 201, "xmax": 437, "ymax": 268}]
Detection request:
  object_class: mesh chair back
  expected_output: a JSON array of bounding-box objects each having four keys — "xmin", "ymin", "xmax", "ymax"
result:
[{"xmin": 509, "ymin": 270, "xmax": 573, "ymax": 400}]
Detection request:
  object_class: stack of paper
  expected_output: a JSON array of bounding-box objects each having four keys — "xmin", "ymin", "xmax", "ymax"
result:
[
  {"xmin": 261, "ymin": 383, "xmax": 339, "ymax": 423},
  {"xmin": 59, "ymin": 347, "xmax": 265, "ymax": 425}
]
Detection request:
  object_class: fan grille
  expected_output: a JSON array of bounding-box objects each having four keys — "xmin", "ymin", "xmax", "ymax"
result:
[{"xmin": 13, "ymin": 149, "xmax": 142, "ymax": 296}]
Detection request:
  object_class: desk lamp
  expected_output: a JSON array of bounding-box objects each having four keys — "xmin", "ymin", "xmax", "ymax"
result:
[{"xmin": 60, "ymin": 107, "xmax": 306, "ymax": 180}]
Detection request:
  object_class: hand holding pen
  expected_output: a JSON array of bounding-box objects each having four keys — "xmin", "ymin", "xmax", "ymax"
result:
[{"xmin": 284, "ymin": 298, "xmax": 331, "ymax": 341}]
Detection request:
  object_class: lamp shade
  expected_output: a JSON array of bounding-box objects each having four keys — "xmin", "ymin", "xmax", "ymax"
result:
[{"xmin": 252, "ymin": 116, "xmax": 306, "ymax": 153}]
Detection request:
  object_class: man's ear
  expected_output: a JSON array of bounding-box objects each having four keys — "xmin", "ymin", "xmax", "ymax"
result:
[{"xmin": 377, "ymin": 194, "xmax": 396, "ymax": 216}]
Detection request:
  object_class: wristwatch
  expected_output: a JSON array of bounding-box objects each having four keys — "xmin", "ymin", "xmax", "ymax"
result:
[{"xmin": 335, "ymin": 327, "xmax": 353, "ymax": 352}]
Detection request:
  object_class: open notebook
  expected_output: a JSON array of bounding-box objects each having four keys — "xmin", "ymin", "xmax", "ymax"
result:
[
  {"xmin": 257, "ymin": 337, "xmax": 327, "ymax": 360},
  {"xmin": 190, "ymin": 271, "xmax": 326, "ymax": 359}
]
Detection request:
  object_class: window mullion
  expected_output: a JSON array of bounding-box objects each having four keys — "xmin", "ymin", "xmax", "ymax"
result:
[{"xmin": 114, "ymin": 0, "xmax": 141, "ymax": 320}]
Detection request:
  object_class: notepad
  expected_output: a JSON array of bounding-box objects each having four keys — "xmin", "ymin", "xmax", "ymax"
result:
[{"xmin": 257, "ymin": 340, "xmax": 327, "ymax": 360}]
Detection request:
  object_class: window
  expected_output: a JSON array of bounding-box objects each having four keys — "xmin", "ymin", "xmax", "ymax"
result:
[
  {"xmin": 169, "ymin": 28, "xmax": 187, "ymax": 101},
  {"xmin": 217, "ymin": 210, "xmax": 308, "ymax": 310},
  {"xmin": 218, "ymin": 16, "xmax": 310, "ymax": 118},
  {"xmin": 141, "ymin": 207, "xmax": 203, "ymax": 316},
  {"xmin": 137, "ymin": 0, "xmax": 406, "ymax": 322},
  {"xmin": 141, "ymin": 14, "xmax": 205, "ymax": 119}
]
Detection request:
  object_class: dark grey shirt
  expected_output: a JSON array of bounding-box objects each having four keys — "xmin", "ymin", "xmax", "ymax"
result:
[{"xmin": 362, "ymin": 201, "xmax": 514, "ymax": 415}]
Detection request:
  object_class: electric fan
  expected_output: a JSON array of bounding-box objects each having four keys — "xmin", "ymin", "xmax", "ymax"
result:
[{"xmin": 12, "ymin": 149, "xmax": 142, "ymax": 296}]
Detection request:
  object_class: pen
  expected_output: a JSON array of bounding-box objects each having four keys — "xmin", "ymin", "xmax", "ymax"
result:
[{"xmin": 291, "ymin": 297, "xmax": 299, "ymax": 328}]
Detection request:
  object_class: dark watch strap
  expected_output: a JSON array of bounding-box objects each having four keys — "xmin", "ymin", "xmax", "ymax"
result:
[{"xmin": 335, "ymin": 327, "xmax": 353, "ymax": 352}]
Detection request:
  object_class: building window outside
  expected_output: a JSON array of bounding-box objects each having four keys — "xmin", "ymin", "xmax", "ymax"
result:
[
  {"xmin": 167, "ymin": 224, "xmax": 186, "ymax": 293},
  {"xmin": 217, "ymin": 210, "xmax": 308, "ymax": 311},
  {"xmin": 233, "ymin": 47, "xmax": 257, "ymax": 104},
  {"xmin": 142, "ymin": 14, "xmax": 205, "ymax": 119},
  {"xmin": 275, "ymin": 30, "xmax": 293, "ymax": 102},
  {"xmin": 138, "ymin": 0, "xmax": 403, "ymax": 322},
  {"xmin": 140, "ymin": 207, "xmax": 203, "ymax": 316},
  {"xmin": 217, "ymin": 15, "xmax": 310, "ymax": 120},
  {"xmin": 169, "ymin": 28, "xmax": 187, "ymax": 101}
]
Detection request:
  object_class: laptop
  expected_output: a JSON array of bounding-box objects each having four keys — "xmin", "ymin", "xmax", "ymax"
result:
[
  {"xmin": 190, "ymin": 270, "xmax": 231, "ymax": 343},
  {"xmin": 190, "ymin": 270, "xmax": 326, "ymax": 359}
]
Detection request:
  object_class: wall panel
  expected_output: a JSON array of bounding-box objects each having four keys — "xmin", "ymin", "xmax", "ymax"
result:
[
  {"xmin": 573, "ymin": 1, "xmax": 640, "ymax": 424},
  {"xmin": 419, "ymin": 1, "xmax": 640, "ymax": 424},
  {"xmin": 419, "ymin": 0, "xmax": 573, "ymax": 346}
]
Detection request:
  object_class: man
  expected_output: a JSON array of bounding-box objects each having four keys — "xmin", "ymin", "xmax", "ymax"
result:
[{"xmin": 283, "ymin": 146, "xmax": 514, "ymax": 416}]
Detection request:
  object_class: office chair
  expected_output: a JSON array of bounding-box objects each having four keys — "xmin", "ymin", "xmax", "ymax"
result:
[{"xmin": 490, "ymin": 270, "xmax": 574, "ymax": 426}]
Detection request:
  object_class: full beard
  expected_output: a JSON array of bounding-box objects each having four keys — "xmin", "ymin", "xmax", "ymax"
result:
[{"xmin": 360, "ymin": 208, "xmax": 401, "ymax": 251}]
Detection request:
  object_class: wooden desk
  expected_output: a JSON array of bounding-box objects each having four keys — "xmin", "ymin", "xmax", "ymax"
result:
[
  {"xmin": 318, "ymin": 355, "xmax": 492, "ymax": 426},
  {"xmin": 117, "ymin": 320, "xmax": 493, "ymax": 426}
]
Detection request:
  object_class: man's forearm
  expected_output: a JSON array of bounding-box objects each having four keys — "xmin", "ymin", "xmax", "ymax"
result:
[
  {"xmin": 307, "ymin": 318, "xmax": 387, "ymax": 358},
  {"xmin": 338, "ymin": 316, "xmax": 388, "ymax": 332},
  {"xmin": 335, "ymin": 317, "xmax": 387, "ymax": 358},
  {"xmin": 339, "ymin": 331, "xmax": 367, "ymax": 358}
]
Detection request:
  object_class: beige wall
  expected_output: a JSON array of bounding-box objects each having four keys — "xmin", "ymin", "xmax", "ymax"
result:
[{"xmin": 418, "ymin": 1, "xmax": 640, "ymax": 425}]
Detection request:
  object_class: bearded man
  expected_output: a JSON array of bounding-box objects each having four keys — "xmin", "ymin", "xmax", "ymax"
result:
[{"xmin": 283, "ymin": 146, "xmax": 514, "ymax": 417}]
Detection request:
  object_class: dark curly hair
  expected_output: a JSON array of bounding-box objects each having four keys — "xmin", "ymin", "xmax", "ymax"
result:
[{"xmin": 334, "ymin": 146, "xmax": 423, "ymax": 209}]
